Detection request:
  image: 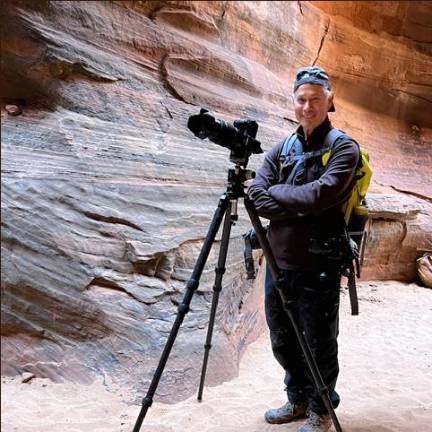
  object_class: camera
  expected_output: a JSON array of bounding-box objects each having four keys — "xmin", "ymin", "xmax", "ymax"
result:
[{"xmin": 187, "ymin": 108, "xmax": 263, "ymax": 166}]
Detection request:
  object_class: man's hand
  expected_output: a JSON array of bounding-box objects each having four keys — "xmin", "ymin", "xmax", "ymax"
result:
[{"xmin": 248, "ymin": 187, "xmax": 294, "ymax": 220}]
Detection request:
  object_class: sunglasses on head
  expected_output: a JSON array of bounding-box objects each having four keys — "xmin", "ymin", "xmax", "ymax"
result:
[{"xmin": 296, "ymin": 68, "xmax": 329, "ymax": 81}]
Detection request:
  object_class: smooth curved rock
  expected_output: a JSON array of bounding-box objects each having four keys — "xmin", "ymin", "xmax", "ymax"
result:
[
  {"xmin": 361, "ymin": 194, "xmax": 432, "ymax": 281},
  {"xmin": 1, "ymin": 1, "xmax": 431, "ymax": 403}
]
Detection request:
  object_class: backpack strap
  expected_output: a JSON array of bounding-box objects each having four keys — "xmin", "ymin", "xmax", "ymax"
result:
[
  {"xmin": 279, "ymin": 128, "xmax": 354, "ymax": 184},
  {"xmin": 278, "ymin": 134, "xmax": 298, "ymax": 179},
  {"xmin": 325, "ymin": 128, "xmax": 362, "ymax": 316},
  {"xmin": 322, "ymin": 128, "xmax": 362, "ymax": 169},
  {"xmin": 279, "ymin": 134, "xmax": 297, "ymax": 162},
  {"xmin": 320, "ymin": 128, "xmax": 347, "ymax": 165},
  {"xmin": 324, "ymin": 128, "xmax": 346, "ymax": 150}
]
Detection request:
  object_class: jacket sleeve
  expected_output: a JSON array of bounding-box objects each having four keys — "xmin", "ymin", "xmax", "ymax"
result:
[
  {"xmin": 248, "ymin": 142, "xmax": 297, "ymax": 220},
  {"xmin": 268, "ymin": 139, "xmax": 360, "ymax": 216}
]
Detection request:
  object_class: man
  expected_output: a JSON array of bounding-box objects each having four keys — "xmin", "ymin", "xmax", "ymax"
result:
[{"xmin": 248, "ymin": 66, "xmax": 359, "ymax": 432}]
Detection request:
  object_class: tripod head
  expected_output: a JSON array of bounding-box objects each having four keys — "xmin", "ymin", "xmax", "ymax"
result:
[
  {"xmin": 227, "ymin": 164, "xmax": 255, "ymax": 199},
  {"xmin": 187, "ymin": 108, "xmax": 263, "ymax": 167}
]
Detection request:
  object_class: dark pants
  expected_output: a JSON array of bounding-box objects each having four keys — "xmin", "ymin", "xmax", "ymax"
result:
[{"xmin": 265, "ymin": 266, "xmax": 341, "ymax": 415}]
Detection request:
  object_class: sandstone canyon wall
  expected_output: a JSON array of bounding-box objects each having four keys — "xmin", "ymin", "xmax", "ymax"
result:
[{"xmin": 1, "ymin": 1, "xmax": 431, "ymax": 403}]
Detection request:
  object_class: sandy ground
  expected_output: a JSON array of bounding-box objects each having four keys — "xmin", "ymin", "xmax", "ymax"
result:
[{"xmin": 2, "ymin": 281, "xmax": 432, "ymax": 432}]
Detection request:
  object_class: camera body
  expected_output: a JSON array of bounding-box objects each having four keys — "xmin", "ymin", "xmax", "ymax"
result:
[{"xmin": 187, "ymin": 108, "xmax": 263, "ymax": 166}]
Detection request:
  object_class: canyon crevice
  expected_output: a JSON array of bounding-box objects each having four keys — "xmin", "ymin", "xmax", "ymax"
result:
[{"xmin": 1, "ymin": 1, "xmax": 431, "ymax": 402}]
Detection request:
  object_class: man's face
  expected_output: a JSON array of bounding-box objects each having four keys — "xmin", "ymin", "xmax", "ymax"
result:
[{"xmin": 293, "ymin": 84, "xmax": 333, "ymax": 134}]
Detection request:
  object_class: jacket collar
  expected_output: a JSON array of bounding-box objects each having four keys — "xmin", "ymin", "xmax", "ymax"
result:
[{"xmin": 296, "ymin": 117, "xmax": 332, "ymax": 150}]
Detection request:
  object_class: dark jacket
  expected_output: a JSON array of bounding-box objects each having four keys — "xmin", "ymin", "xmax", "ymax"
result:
[{"xmin": 248, "ymin": 118, "xmax": 360, "ymax": 270}]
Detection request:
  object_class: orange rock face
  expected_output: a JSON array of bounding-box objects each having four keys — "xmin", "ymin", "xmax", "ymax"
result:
[{"xmin": 1, "ymin": 1, "xmax": 431, "ymax": 402}]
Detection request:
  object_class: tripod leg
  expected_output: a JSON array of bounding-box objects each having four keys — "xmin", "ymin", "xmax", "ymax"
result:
[
  {"xmin": 197, "ymin": 200, "xmax": 234, "ymax": 401},
  {"xmin": 133, "ymin": 194, "xmax": 230, "ymax": 432},
  {"xmin": 243, "ymin": 196, "xmax": 343, "ymax": 432}
]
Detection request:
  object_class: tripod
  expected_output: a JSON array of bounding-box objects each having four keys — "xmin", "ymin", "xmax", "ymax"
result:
[{"xmin": 133, "ymin": 164, "xmax": 343, "ymax": 432}]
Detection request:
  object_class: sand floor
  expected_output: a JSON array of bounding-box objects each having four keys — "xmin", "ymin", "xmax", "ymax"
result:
[{"xmin": 2, "ymin": 281, "xmax": 432, "ymax": 432}]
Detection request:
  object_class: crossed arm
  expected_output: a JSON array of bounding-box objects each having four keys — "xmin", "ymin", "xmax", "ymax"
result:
[{"xmin": 248, "ymin": 139, "xmax": 359, "ymax": 220}]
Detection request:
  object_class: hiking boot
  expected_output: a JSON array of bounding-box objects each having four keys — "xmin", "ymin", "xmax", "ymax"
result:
[
  {"xmin": 298, "ymin": 411, "xmax": 331, "ymax": 432},
  {"xmin": 264, "ymin": 401, "xmax": 307, "ymax": 424}
]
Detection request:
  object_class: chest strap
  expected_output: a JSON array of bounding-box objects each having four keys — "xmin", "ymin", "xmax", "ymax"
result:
[{"xmin": 278, "ymin": 128, "xmax": 347, "ymax": 184}]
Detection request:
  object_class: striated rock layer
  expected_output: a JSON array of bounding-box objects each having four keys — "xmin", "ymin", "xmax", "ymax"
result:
[{"xmin": 1, "ymin": 1, "xmax": 431, "ymax": 402}]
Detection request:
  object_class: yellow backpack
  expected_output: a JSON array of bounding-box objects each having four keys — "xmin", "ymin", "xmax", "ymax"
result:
[{"xmin": 322, "ymin": 145, "xmax": 372, "ymax": 226}]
